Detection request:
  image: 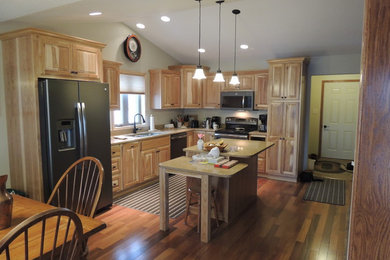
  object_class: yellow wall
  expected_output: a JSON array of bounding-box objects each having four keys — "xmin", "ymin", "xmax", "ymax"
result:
[{"xmin": 308, "ymin": 74, "xmax": 360, "ymax": 156}]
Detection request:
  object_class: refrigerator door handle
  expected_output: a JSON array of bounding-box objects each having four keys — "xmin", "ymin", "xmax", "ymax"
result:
[
  {"xmin": 77, "ymin": 102, "xmax": 84, "ymax": 157},
  {"xmin": 81, "ymin": 102, "xmax": 88, "ymax": 156}
]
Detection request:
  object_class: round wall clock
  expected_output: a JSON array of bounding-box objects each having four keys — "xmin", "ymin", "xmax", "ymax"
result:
[{"xmin": 124, "ymin": 34, "xmax": 141, "ymax": 62}]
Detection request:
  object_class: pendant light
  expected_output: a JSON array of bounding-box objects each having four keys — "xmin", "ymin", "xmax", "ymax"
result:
[
  {"xmin": 193, "ymin": 0, "xmax": 206, "ymax": 80},
  {"xmin": 213, "ymin": 0, "xmax": 225, "ymax": 82},
  {"xmin": 229, "ymin": 9, "xmax": 240, "ymax": 86}
]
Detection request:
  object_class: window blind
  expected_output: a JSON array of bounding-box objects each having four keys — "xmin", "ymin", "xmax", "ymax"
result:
[{"xmin": 120, "ymin": 74, "xmax": 145, "ymax": 94}]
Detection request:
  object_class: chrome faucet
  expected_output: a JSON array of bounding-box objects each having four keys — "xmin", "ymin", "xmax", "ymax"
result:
[{"xmin": 133, "ymin": 113, "xmax": 146, "ymax": 133}]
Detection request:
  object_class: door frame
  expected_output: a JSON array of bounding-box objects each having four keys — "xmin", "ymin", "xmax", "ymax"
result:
[{"xmin": 318, "ymin": 79, "xmax": 360, "ymax": 157}]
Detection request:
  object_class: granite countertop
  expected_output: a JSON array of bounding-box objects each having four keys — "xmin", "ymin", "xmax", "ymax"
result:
[
  {"xmin": 248, "ymin": 131, "xmax": 268, "ymax": 136},
  {"xmin": 111, "ymin": 128, "xmax": 216, "ymax": 145},
  {"xmin": 159, "ymin": 156, "xmax": 248, "ymax": 178},
  {"xmin": 184, "ymin": 139, "xmax": 274, "ymax": 158}
]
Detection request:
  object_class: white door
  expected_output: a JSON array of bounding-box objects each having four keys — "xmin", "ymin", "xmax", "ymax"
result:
[{"xmin": 321, "ymin": 81, "xmax": 359, "ymax": 159}]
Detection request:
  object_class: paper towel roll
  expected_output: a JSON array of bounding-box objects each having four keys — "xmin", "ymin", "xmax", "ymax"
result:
[{"xmin": 149, "ymin": 114, "xmax": 155, "ymax": 131}]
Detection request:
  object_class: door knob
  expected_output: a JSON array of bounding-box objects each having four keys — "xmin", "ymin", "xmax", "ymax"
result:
[{"xmin": 323, "ymin": 125, "xmax": 328, "ymax": 129}]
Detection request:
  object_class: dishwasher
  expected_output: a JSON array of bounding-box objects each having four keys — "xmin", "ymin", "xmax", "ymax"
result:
[{"xmin": 170, "ymin": 132, "xmax": 187, "ymax": 159}]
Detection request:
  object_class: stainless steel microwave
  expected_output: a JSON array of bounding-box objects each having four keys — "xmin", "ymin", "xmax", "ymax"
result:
[{"xmin": 220, "ymin": 91, "xmax": 254, "ymax": 110}]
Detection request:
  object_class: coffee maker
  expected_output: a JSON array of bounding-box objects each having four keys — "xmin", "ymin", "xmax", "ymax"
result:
[
  {"xmin": 259, "ymin": 114, "xmax": 267, "ymax": 132},
  {"xmin": 211, "ymin": 116, "xmax": 221, "ymax": 129}
]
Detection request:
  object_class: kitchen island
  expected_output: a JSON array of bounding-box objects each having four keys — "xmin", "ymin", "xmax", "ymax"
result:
[{"xmin": 159, "ymin": 139, "xmax": 273, "ymax": 243}]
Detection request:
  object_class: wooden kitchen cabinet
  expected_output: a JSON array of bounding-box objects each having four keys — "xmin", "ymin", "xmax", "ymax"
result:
[
  {"xmin": 149, "ymin": 69, "xmax": 181, "ymax": 109},
  {"xmin": 111, "ymin": 145, "xmax": 122, "ymax": 193},
  {"xmin": 268, "ymin": 58, "xmax": 303, "ymax": 101},
  {"xmin": 203, "ymin": 75, "xmax": 221, "ymax": 108},
  {"xmin": 122, "ymin": 142, "xmax": 140, "ymax": 189},
  {"xmin": 187, "ymin": 131, "xmax": 194, "ymax": 147},
  {"xmin": 266, "ymin": 57, "xmax": 307, "ymax": 181},
  {"xmin": 168, "ymin": 65, "xmax": 209, "ymax": 108},
  {"xmin": 140, "ymin": 136, "xmax": 170, "ymax": 181},
  {"xmin": 254, "ymin": 72, "xmax": 269, "ymax": 109},
  {"xmin": 0, "ymin": 28, "xmax": 106, "ymax": 201},
  {"xmin": 39, "ymin": 34, "xmax": 104, "ymax": 81},
  {"xmin": 103, "ymin": 60, "xmax": 122, "ymax": 110},
  {"xmin": 221, "ymin": 72, "xmax": 255, "ymax": 91},
  {"xmin": 267, "ymin": 101, "xmax": 300, "ymax": 176}
]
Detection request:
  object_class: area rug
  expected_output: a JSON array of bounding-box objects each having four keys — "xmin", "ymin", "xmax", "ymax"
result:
[
  {"xmin": 315, "ymin": 160, "xmax": 344, "ymax": 173},
  {"xmin": 303, "ymin": 179, "xmax": 345, "ymax": 205},
  {"xmin": 114, "ymin": 175, "xmax": 186, "ymax": 218}
]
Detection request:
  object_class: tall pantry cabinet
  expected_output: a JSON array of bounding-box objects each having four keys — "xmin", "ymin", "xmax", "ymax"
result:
[{"xmin": 266, "ymin": 57, "xmax": 308, "ymax": 181}]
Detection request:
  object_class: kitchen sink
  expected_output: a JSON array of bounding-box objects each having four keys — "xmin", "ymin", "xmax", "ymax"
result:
[
  {"xmin": 134, "ymin": 132, "xmax": 163, "ymax": 137},
  {"xmin": 123, "ymin": 132, "xmax": 163, "ymax": 138}
]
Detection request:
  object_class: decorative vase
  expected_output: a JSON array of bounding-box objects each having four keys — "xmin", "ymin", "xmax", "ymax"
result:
[
  {"xmin": 197, "ymin": 138, "xmax": 204, "ymax": 150},
  {"xmin": 0, "ymin": 175, "xmax": 13, "ymax": 230}
]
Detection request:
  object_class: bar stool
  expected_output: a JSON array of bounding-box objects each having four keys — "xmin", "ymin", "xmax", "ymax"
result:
[{"xmin": 184, "ymin": 177, "xmax": 219, "ymax": 233}]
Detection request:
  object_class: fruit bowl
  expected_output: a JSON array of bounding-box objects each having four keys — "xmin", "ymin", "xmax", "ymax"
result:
[{"xmin": 204, "ymin": 142, "xmax": 227, "ymax": 152}]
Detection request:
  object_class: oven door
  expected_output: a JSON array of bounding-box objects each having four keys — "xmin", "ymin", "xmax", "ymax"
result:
[{"xmin": 214, "ymin": 132, "xmax": 249, "ymax": 140}]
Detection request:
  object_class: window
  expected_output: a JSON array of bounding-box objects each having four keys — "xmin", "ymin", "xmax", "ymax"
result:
[{"xmin": 113, "ymin": 72, "xmax": 146, "ymax": 128}]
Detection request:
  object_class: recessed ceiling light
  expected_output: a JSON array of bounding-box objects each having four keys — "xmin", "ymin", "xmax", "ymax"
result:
[
  {"xmin": 161, "ymin": 16, "xmax": 171, "ymax": 22},
  {"xmin": 136, "ymin": 23, "xmax": 146, "ymax": 29},
  {"xmin": 198, "ymin": 48, "xmax": 205, "ymax": 53},
  {"xmin": 89, "ymin": 11, "xmax": 102, "ymax": 16},
  {"xmin": 240, "ymin": 44, "xmax": 249, "ymax": 50}
]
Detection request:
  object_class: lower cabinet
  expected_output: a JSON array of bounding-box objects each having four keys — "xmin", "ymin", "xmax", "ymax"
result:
[
  {"xmin": 257, "ymin": 151, "xmax": 267, "ymax": 174},
  {"xmin": 187, "ymin": 131, "xmax": 194, "ymax": 147},
  {"xmin": 111, "ymin": 145, "xmax": 122, "ymax": 193},
  {"xmin": 122, "ymin": 142, "xmax": 139, "ymax": 189},
  {"xmin": 140, "ymin": 136, "xmax": 170, "ymax": 181}
]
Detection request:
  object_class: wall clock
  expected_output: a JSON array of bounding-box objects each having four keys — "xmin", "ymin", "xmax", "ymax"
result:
[{"xmin": 124, "ymin": 34, "xmax": 141, "ymax": 62}]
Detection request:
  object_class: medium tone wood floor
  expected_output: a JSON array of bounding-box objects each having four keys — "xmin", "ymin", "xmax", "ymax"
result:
[{"xmin": 87, "ymin": 178, "xmax": 351, "ymax": 260}]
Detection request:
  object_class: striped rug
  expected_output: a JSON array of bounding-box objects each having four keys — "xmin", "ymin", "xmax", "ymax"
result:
[
  {"xmin": 114, "ymin": 175, "xmax": 187, "ymax": 218},
  {"xmin": 303, "ymin": 179, "xmax": 345, "ymax": 205}
]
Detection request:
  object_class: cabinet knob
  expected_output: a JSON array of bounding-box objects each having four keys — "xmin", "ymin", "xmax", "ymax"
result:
[
  {"xmin": 71, "ymin": 71, "xmax": 78, "ymax": 74},
  {"xmin": 171, "ymin": 104, "xmax": 174, "ymax": 105}
]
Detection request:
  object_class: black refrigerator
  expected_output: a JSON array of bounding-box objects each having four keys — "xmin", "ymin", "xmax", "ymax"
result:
[{"xmin": 38, "ymin": 78, "xmax": 113, "ymax": 212}]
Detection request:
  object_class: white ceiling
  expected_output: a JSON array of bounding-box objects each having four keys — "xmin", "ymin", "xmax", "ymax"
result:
[{"xmin": 0, "ymin": 0, "xmax": 364, "ymax": 70}]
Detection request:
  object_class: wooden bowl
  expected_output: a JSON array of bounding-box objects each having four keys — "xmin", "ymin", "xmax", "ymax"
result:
[{"xmin": 204, "ymin": 143, "xmax": 227, "ymax": 152}]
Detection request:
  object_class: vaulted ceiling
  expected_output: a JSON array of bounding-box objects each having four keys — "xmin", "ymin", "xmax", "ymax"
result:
[{"xmin": 0, "ymin": 0, "xmax": 364, "ymax": 69}]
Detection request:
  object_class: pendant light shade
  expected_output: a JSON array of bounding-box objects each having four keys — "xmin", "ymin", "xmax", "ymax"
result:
[
  {"xmin": 213, "ymin": 0, "xmax": 225, "ymax": 83},
  {"xmin": 193, "ymin": 0, "xmax": 206, "ymax": 80},
  {"xmin": 194, "ymin": 65, "xmax": 207, "ymax": 79},
  {"xmin": 230, "ymin": 73, "xmax": 240, "ymax": 85},
  {"xmin": 230, "ymin": 9, "xmax": 240, "ymax": 86}
]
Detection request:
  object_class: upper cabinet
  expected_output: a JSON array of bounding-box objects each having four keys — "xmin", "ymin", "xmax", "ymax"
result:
[
  {"xmin": 103, "ymin": 60, "xmax": 122, "ymax": 110},
  {"xmin": 221, "ymin": 72, "xmax": 255, "ymax": 91},
  {"xmin": 268, "ymin": 59, "xmax": 303, "ymax": 101},
  {"xmin": 38, "ymin": 32, "xmax": 104, "ymax": 81},
  {"xmin": 149, "ymin": 69, "xmax": 181, "ymax": 109},
  {"xmin": 203, "ymin": 74, "xmax": 222, "ymax": 108},
  {"xmin": 254, "ymin": 72, "xmax": 268, "ymax": 109},
  {"xmin": 168, "ymin": 65, "xmax": 209, "ymax": 108}
]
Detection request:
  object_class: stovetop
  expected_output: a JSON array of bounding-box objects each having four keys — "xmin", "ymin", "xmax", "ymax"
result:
[{"xmin": 215, "ymin": 117, "xmax": 258, "ymax": 135}]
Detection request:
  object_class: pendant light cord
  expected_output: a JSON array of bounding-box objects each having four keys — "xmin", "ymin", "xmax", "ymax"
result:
[
  {"xmin": 233, "ymin": 12, "xmax": 237, "ymax": 73},
  {"xmin": 218, "ymin": 2, "xmax": 222, "ymax": 71},
  {"xmin": 198, "ymin": 0, "xmax": 202, "ymax": 66}
]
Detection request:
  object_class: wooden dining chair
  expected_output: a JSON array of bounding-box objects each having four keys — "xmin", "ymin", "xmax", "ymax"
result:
[
  {"xmin": 47, "ymin": 156, "xmax": 104, "ymax": 218},
  {"xmin": 0, "ymin": 208, "xmax": 84, "ymax": 260},
  {"xmin": 184, "ymin": 177, "xmax": 220, "ymax": 233}
]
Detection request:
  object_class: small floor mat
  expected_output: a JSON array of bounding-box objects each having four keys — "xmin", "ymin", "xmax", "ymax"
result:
[
  {"xmin": 315, "ymin": 160, "xmax": 344, "ymax": 173},
  {"xmin": 114, "ymin": 175, "xmax": 186, "ymax": 218},
  {"xmin": 303, "ymin": 179, "xmax": 345, "ymax": 205}
]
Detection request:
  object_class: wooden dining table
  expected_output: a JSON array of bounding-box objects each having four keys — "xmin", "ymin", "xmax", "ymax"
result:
[{"xmin": 0, "ymin": 195, "xmax": 106, "ymax": 258}]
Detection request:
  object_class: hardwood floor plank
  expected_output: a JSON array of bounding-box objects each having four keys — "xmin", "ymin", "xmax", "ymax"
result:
[{"xmin": 87, "ymin": 178, "xmax": 351, "ymax": 260}]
